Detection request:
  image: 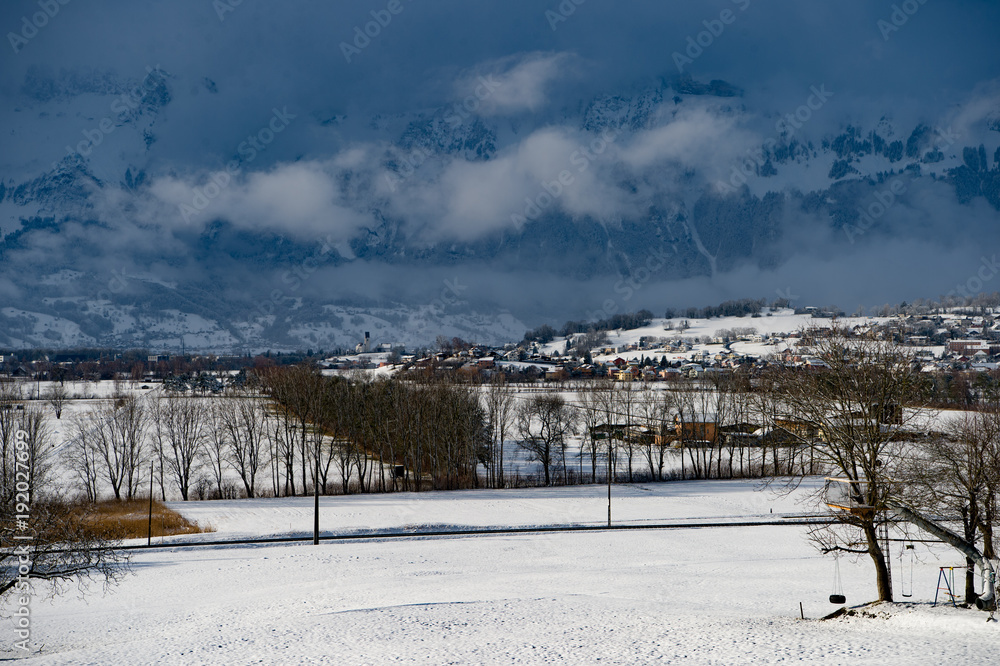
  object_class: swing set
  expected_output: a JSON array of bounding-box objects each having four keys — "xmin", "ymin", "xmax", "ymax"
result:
[
  {"xmin": 827, "ymin": 533, "xmax": 915, "ymax": 605},
  {"xmin": 820, "ymin": 478, "xmax": 997, "ymax": 610}
]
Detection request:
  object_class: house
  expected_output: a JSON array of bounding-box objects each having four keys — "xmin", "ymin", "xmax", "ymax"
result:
[
  {"xmin": 720, "ymin": 423, "xmax": 761, "ymax": 446},
  {"xmin": 773, "ymin": 418, "xmax": 823, "ymax": 442},
  {"xmin": 678, "ymin": 362, "xmax": 703, "ymax": 378},
  {"xmin": 545, "ymin": 367, "xmax": 568, "ymax": 381},
  {"xmin": 669, "ymin": 414, "xmax": 718, "ymax": 444},
  {"xmin": 948, "ymin": 340, "xmax": 991, "ymax": 355},
  {"xmin": 590, "ymin": 423, "xmax": 656, "ymax": 445},
  {"xmin": 615, "ymin": 367, "xmax": 639, "ymax": 381}
]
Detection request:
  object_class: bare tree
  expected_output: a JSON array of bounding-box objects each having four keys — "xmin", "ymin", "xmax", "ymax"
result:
[
  {"xmin": 637, "ymin": 383, "xmax": 669, "ymax": 481},
  {"xmin": 203, "ymin": 399, "xmax": 231, "ymax": 499},
  {"xmin": 616, "ymin": 381, "xmax": 640, "ymax": 483},
  {"xmin": 259, "ymin": 365, "xmax": 324, "ymax": 494},
  {"xmin": 517, "ymin": 394, "xmax": 576, "ymax": 486},
  {"xmin": 592, "ymin": 377, "xmax": 620, "ymax": 482},
  {"xmin": 67, "ymin": 414, "xmax": 101, "ymax": 503},
  {"xmin": 663, "ymin": 381, "xmax": 707, "ymax": 479},
  {"xmin": 45, "ymin": 384, "xmax": 68, "ymax": 419},
  {"xmin": 906, "ymin": 411, "xmax": 999, "ymax": 603},
  {"xmin": 1, "ymin": 383, "xmax": 26, "ymax": 502},
  {"xmin": 2, "ymin": 389, "xmax": 52, "ymax": 510},
  {"xmin": 483, "ymin": 373, "xmax": 516, "ymax": 488},
  {"xmin": 221, "ymin": 388, "xmax": 268, "ymax": 498},
  {"xmin": 1, "ymin": 500, "xmax": 130, "ymax": 601},
  {"xmin": 304, "ymin": 378, "xmax": 339, "ymax": 494},
  {"xmin": 775, "ymin": 328, "xmax": 922, "ymax": 602},
  {"xmin": 578, "ymin": 382, "xmax": 606, "ymax": 483},
  {"xmin": 88, "ymin": 393, "xmax": 148, "ymax": 501},
  {"xmin": 152, "ymin": 396, "xmax": 208, "ymax": 501}
]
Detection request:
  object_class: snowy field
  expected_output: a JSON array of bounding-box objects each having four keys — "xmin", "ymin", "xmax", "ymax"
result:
[
  {"xmin": 8, "ymin": 479, "xmax": 1000, "ymax": 664},
  {"xmin": 533, "ymin": 310, "xmax": 931, "ymax": 365},
  {"xmin": 162, "ymin": 478, "xmax": 826, "ymax": 542}
]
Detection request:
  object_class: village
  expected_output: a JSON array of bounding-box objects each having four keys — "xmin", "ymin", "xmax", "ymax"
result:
[
  {"xmin": 314, "ymin": 306, "xmax": 1000, "ymax": 388},
  {"xmin": 3, "ymin": 305, "xmax": 1000, "ymax": 393}
]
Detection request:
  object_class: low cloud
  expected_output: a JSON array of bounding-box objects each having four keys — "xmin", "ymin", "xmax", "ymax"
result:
[
  {"xmin": 148, "ymin": 161, "xmax": 373, "ymax": 240},
  {"xmin": 454, "ymin": 52, "xmax": 579, "ymax": 116}
]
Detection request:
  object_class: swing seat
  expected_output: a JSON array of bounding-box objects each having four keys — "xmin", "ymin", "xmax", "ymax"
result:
[{"xmin": 829, "ymin": 594, "xmax": 846, "ymax": 605}]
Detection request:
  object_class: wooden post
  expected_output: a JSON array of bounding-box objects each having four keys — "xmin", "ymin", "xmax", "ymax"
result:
[
  {"xmin": 313, "ymin": 439, "xmax": 320, "ymax": 546},
  {"xmin": 607, "ymin": 440, "xmax": 612, "ymax": 527},
  {"xmin": 147, "ymin": 463, "xmax": 154, "ymax": 546}
]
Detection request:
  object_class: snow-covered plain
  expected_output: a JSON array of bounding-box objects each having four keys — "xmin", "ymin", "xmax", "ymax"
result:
[{"xmin": 8, "ymin": 479, "xmax": 1000, "ymax": 664}]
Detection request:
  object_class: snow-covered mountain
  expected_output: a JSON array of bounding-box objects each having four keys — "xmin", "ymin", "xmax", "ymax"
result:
[{"xmin": 1, "ymin": 2, "xmax": 998, "ymax": 351}]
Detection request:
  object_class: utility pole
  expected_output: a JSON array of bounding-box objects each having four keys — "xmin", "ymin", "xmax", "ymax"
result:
[
  {"xmin": 147, "ymin": 463, "xmax": 154, "ymax": 546},
  {"xmin": 607, "ymin": 439, "xmax": 612, "ymax": 527},
  {"xmin": 313, "ymin": 436, "xmax": 320, "ymax": 545}
]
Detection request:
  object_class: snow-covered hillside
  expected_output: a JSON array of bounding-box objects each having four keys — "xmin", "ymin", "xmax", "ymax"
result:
[{"xmin": 538, "ymin": 309, "xmax": 888, "ymax": 361}]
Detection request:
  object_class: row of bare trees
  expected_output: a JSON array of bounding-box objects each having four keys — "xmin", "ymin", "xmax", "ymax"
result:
[
  {"xmin": 494, "ymin": 374, "xmax": 821, "ymax": 488},
  {"xmin": 260, "ymin": 367, "xmax": 489, "ymax": 493},
  {"xmin": 58, "ymin": 369, "xmax": 491, "ymax": 502},
  {"xmin": 68, "ymin": 388, "xmax": 271, "ymax": 501}
]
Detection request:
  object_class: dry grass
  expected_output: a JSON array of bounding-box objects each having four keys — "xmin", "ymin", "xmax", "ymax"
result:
[{"xmin": 71, "ymin": 499, "xmax": 215, "ymax": 540}]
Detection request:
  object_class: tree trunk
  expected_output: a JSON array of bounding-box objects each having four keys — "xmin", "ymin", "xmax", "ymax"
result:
[
  {"xmin": 966, "ymin": 556, "xmax": 978, "ymax": 605},
  {"xmin": 984, "ymin": 492, "xmax": 996, "ymax": 560},
  {"xmin": 863, "ymin": 522, "xmax": 893, "ymax": 602}
]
